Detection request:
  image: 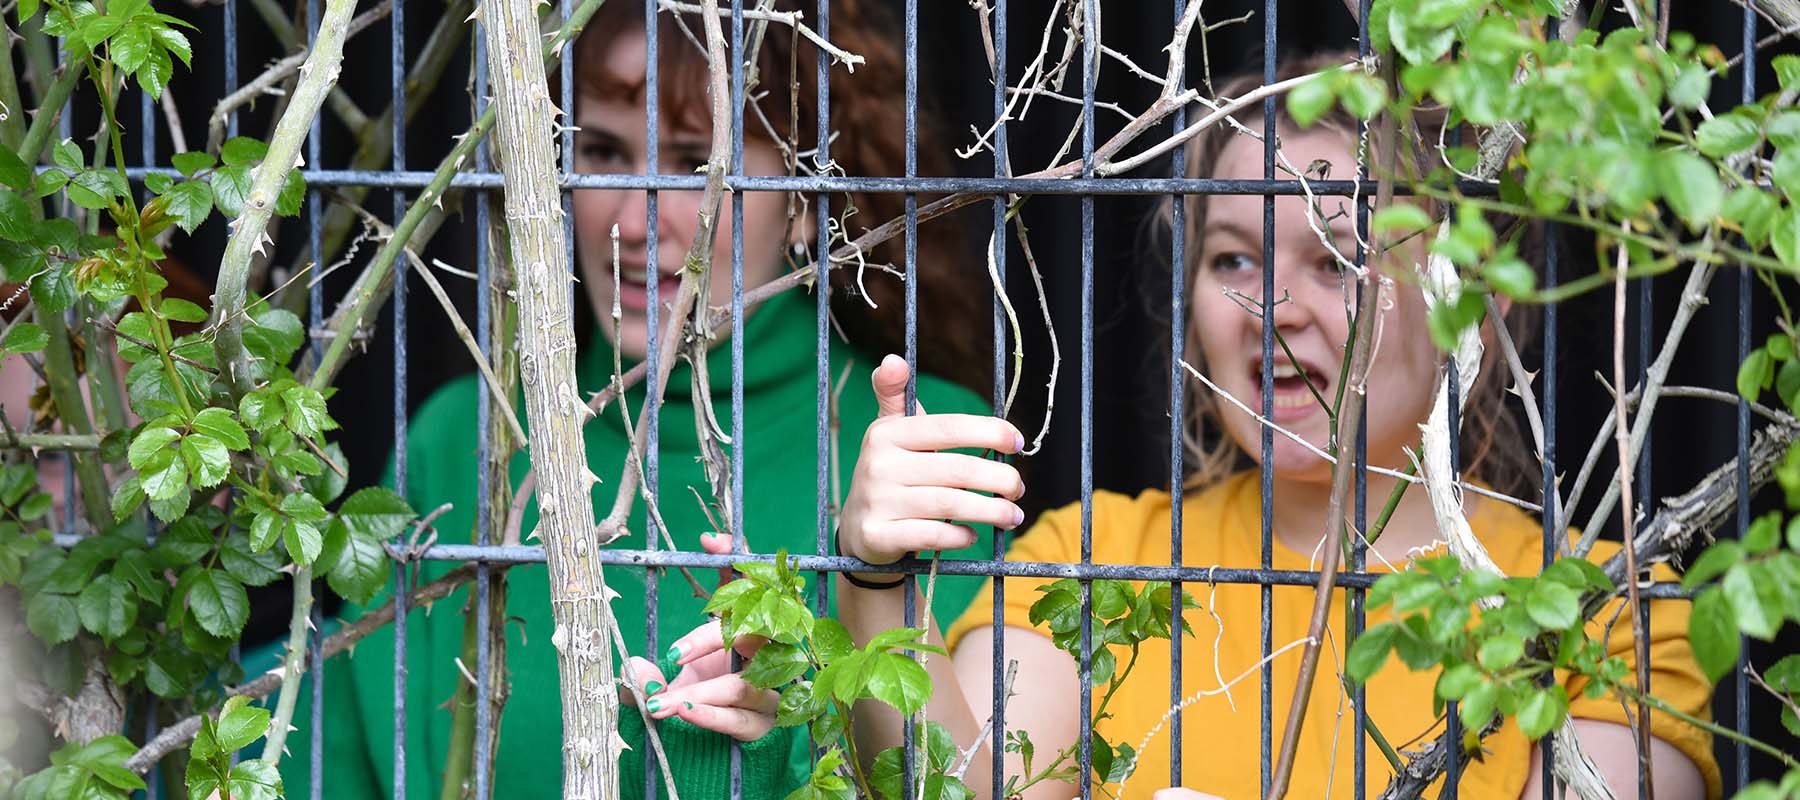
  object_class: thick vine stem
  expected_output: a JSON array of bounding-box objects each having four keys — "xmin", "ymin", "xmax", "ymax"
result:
[
  {"xmin": 0, "ymin": 22, "xmax": 29, "ymax": 149},
  {"xmin": 1374, "ymin": 418, "xmax": 1800, "ymax": 800},
  {"xmin": 18, "ymin": 60, "xmax": 83, "ymax": 164},
  {"xmin": 478, "ymin": 0, "xmax": 621, "ymax": 792},
  {"xmin": 210, "ymin": 0, "xmax": 357, "ymax": 398},
  {"xmin": 123, "ymin": 564, "xmax": 484, "ymax": 775},
  {"xmin": 0, "ymin": 431, "xmax": 102, "ymax": 450},
  {"xmin": 33, "ymin": 308, "xmax": 111, "ymax": 533},
  {"xmin": 259, "ymin": 570, "xmax": 314, "ymax": 766},
  {"xmin": 440, "ymin": 210, "xmax": 520, "ymax": 800}
]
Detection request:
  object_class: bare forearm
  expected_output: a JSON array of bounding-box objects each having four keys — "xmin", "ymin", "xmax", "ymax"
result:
[{"xmin": 835, "ymin": 576, "xmax": 993, "ymax": 796}]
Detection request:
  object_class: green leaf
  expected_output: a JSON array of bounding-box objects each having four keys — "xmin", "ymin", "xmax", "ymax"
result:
[
  {"xmin": 812, "ymin": 618, "xmax": 855, "ymax": 662},
  {"xmin": 775, "ymin": 681, "xmax": 824, "ymax": 728},
  {"xmin": 276, "ymin": 168, "xmax": 306, "ymax": 217},
  {"xmin": 0, "ymin": 147, "xmax": 30, "ymax": 191},
  {"xmin": 77, "ymin": 575, "xmax": 137, "ymax": 640},
  {"xmin": 190, "ymin": 407, "xmax": 250, "ymax": 451},
  {"xmin": 214, "ymin": 697, "xmax": 271, "ymax": 752},
  {"xmin": 327, "ymin": 528, "xmax": 388, "ymax": 604},
  {"xmin": 1722, "ymin": 187, "xmax": 1779, "ymax": 247},
  {"xmin": 219, "ymin": 535, "xmax": 283, "ymax": 587},
  {"xmin": 220, "ymin": 137, "xmax": 269, "ymax": 167},
  {"xmin": 26, "ymin": 592, "xmax": 79, "ymax": 644},
  {"xmin": 68, "ymin": 168, "xmax": 127, "ymax": 210},
  {"xmin": 224, "ymin": 759, "xmax": 282, "ymax": 800},
  {"xmin": 1336, "ymin": 72, "xmax": 1386, "ymax": 119},
  {"xmin": 1345, "ymin": 622, "xmax": 1396, "ymax": 683},
  {"xmin": 1434, "ymin": 662, "xmax": 1482, "ymax": 701},
  {"xmin": 1777, "ymin": 54, "xmax": 1800, "ymax": 93},
  {"xmin": 1477, "ymin": 633, "xmax": 1524, "ymax": 671},
  {"xmin": 1740, "ymin": 349, "xmax": 1775, "ymax": 401},
  {"xmin": 1483, "ymin": 255, "xmax": 1535, "ymax": 299},
  {"xmin": 70, "ymin": 735, "xmax": 146, "ymax": 791},
  {"xmin": 160, "ymin": 180, "xmax": 213, "ymax": 234},
  {"xmin": 336, "ymin": 487, "xmax": 415, "ymax": 539},
  {"xmin": 1458, "ymin": 679, "xmax": 1499, "ymax": 730},
  {"xmin": 1287, "ymin": 73, "xmax": 1337, "ymax": 129},
  {"xmin": 209, "ymin": 165, "xmax": 251, "ymax": 217},
  {"xmin": 743, "ymin": 642, "xmax": 812, "ymax": 689},
  {"xmin": 1370, "ymin": 204, "xmax": 1432, "ymax": 237},
  {"xmin": 239, "ymin": 390, "xmax": 284, "ymax": 432},
  {"xmin": 1657, "ymin": 149, "xmax": 1722, "ymax": 232},
  {"xmin": 1688, "ymin": 587, "xmax": 1741, "ymax": 682},
  {"xmin": 171, "ymin": 151, "xmax": 215, "ymax": 177},
  {"xmin": 1092, "ymin": 579, "xmax": 1132, "ymax": 619},
  {"xmin": 863, "ymin": 651, "xmax": 931, "ymax": 715},
  {"xmin": 1694, "ymin": 113, "xmax": 1761, "ymax": 158},
  {"xmin": 243, "ymin": 307, "xmax": 304, "ymax": 364},
  {"xmin": 179, "ymin": 433, "xmax": 231, "ymax": 488},
  {"xmin": 1722, "ymin": 563, "xmax": 1779, "ymax": 639},
  {"xmin": 0, "ymin": 188, "xmax": 35, "ymax": 241},
  {"xmin": 283, "ymin": 518, "xmax": 323, "ymax": 567},
  {"xmin": 1746, "ymin": 511, "xmax": 1783, "ymax": 553},
  {"xmin": 181, "ymin": 567, "xmax": 249, "ymax": 637},
  {"xmin": 52, "ymin": 139, "xmax": 83, "ymax": 171},
  {"xmin": 280, "ymin": 383, "xmax": 333, "ymax": 437},
  {"xmin": 139, "ymin": 448, "xmax": 189, "ymax": 502},
  {"xmin": 128, "ymin": 426, "xmax": 181, "ymax": 469},
  {"xmin": 1525, "ymin": 580, "xmax": 1580, "ymax": 630},
  {"xmin": 1516, "ymin": 686, "xmax": 1568, "ymax": 740},
  {"xmin": 111, "ymin": 22, "xmax": 151, "ymax": 74},
  {"xmin": 1, "ymin": 321, "xmax": 48, "ymax": 353},
  {"xmin": 1774, "ymin": 205, "xmax": 1800, "ymax": 269}
]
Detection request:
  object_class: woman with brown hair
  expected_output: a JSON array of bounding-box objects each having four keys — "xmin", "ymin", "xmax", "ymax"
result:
[{"xmin": 275, "ymin": 3, "xmax": 996, "ymax": 798}]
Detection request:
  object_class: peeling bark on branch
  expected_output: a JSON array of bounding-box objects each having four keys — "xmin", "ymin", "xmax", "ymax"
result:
[{"xmin": 477, "ymin": 0, "xmax": 621, "ymax": 795}]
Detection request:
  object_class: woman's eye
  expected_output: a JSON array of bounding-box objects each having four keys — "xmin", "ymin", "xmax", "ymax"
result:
[
  {"xmin": 1209, "ymin": 253, "xmax": 1257, "ymax": 273},
  {"xmin": 577, "ymin": 143, "xmax": 625, "ymax": 168}
]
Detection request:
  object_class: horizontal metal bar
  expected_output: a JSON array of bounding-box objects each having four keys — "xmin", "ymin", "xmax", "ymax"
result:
[
  {"xmin": 405, "ymin": 543, "xmax": 1694, "ymax": 597},
  {"xmin": 108, "ymin": 165, "xmax": 1498, "ymax": 197}
]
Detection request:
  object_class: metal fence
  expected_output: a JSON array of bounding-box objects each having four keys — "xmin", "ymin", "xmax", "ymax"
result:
[{"xmin": 71, "ymin": 0, "xmax": 1788, "ymax": 798}]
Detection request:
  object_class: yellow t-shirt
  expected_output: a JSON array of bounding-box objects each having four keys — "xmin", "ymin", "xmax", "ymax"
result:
[{"xmin": 946, "ymin": 472, "xmax": 1721, "ymax": 800}]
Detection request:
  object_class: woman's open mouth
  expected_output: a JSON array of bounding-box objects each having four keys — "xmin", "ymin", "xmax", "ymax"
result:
[
  {"xmin": 1250, "ymin": 358, "xmax": 1329, "ymax": 419},
  {"xmin": 616, "ymin": 266, "xmax": 682, "ymax": 313}
]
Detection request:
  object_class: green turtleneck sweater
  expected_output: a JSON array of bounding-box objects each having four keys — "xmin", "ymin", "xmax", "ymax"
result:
[{"xmin": 268, "ymin": 289, "xmax": 995, "ymax": 800}]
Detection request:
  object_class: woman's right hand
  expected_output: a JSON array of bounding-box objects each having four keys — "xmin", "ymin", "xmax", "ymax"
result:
[{"xmin": 837, "ymin": 355, "xmax": 1028, "ymax": 568}]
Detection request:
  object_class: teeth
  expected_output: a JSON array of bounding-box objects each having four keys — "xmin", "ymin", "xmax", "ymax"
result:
[
  {"xmin": 1271, "ymin": 363, "xmax": 1301, "ymax": 379},
  {"xmin": 1273, "ymin": 391, "xmax": 1315, "ymax": 409},
  {"xmin": 621, "ymin": 268, "xmax": 649, "ymax": 284}
]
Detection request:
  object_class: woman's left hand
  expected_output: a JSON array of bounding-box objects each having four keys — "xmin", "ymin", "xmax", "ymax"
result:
[
  {"xmin": 622, "ymin": 624, "xmax": 780, "ymax": 741},
  {"xmin": 620, "ymin": 531, "xmax": 780, "ymax": 742}
]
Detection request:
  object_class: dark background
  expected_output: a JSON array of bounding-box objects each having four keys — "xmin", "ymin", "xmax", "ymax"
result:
[{"xmin": 105, "ymin": 0, "xmax": 1797, "ymax": 788}]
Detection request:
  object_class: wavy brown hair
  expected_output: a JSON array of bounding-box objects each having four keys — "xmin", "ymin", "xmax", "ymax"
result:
[
  {"xmin": 574, "ymin": 1, "xmax": 991, "ymax": 393},
  {"xmin": 1162, "ymin": 51, "xmax": 1542, "ymax": 500}
]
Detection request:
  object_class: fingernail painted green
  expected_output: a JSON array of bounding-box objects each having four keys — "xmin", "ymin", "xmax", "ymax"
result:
[
  {"xmin": 645, "ymin": 680, "xmax": 664, "ymax": 694},
  {"xmin": 646, "ymin": 698, "xmax": 663, "ymax": 713}
]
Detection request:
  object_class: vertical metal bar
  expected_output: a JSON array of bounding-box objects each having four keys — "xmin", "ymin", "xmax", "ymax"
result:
[
  {"xmin": 224, "ymin": 0, "xmax": 239, "ymax": 139},
  {"xmin": 1258, "ymin": 3, "xmax": 1277, "ymax": 797},
  {"xmin": 392, "ymin": 0, "xmax": 413, "ymax": 795},
  {"xmin": 474, "ymin": 2, "xmax": 497, "ymax": 782},
  {"xmin": 728, "ymin": 2, "xmax": 747, "ymax": 797},
  {"xmin": 1167, "ymin": 0, "xmax": 1188, "ymax": 787},
  {"xmin": 811, "ymin": 0, "xmax": 830, "ymax": 632},
  {"xmin": 643, "ymin": 0, "xmax": 665, "ymax": 796},
  {"xmin": 1735, "ymin": 1, "xmax": 1757, "ymax": 790},
  {"xmin": 1351, "ymin": 6, "xmax": 1372, "ymax": 791},
  {"xmin": 1444, "ymin": 364, "xmax": 1461, "ymax": 798},
  {"xmin": 988, "ymin": 2, "xmax": 1010, "ymax": 796},
  {"xmin": 304, "ymin": 0, "xmax": 327, "ymax": 787},
  {"xmin": 900, "ymin": 0, "xmax": 922, "ymax": 791},
  {"xmin": 1077, "ymin": 1, "xmax": 1097, "ymax": 797},
  {"xmin": 1540, "ymin": 226, "xmax": 1558, "ymax": 800}
]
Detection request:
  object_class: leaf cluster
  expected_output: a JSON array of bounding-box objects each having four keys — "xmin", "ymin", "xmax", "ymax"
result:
[{"xmin": 1353, "ymin": 554, "xmax": 1619, "ymax": 744}]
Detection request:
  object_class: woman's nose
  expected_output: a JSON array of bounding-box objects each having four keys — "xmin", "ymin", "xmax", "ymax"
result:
[{"xmin": 613, "ymin": 189, "xmax": 652, "ymax": 246}]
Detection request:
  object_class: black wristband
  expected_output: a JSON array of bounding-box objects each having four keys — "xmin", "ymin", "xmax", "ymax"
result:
[{"xmin": 834, "ymin": 528, "xmax": 906, "ymax": 590}]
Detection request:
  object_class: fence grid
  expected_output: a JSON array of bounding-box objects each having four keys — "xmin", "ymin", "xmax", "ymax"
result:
[{"xmin": 73, "ymin": 0, "xmax": 1777, "ymax": 797}]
